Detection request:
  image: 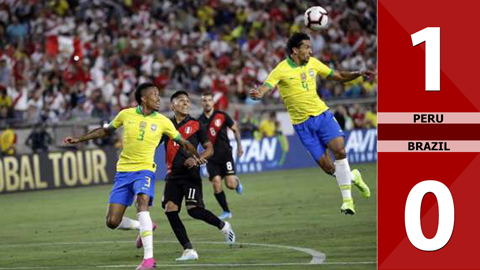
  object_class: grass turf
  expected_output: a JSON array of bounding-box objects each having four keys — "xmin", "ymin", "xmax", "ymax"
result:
[{"xmin": 0, "ymin": 164, "xmax": 377, "ymax": 270}]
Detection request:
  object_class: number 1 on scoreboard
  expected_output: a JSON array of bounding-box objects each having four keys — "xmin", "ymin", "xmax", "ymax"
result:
[{"xmin": 411, "ymin": 27, "xmax": 440, "ymax": 91}]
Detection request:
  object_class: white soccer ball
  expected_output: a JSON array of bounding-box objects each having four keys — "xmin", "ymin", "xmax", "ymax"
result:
[{"xmin": 304, "ymin": 6, "xmax": 328, "ymax": 30}]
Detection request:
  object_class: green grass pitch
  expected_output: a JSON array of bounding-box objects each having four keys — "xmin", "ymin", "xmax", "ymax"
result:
[{"xmin": 0, "ymin": 164, "xmax": 377, "ymax": 270}]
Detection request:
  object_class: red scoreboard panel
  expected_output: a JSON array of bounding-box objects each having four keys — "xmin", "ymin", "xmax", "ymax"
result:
[{"xmin": 378, "ymin": 0, "xmax": 480, "ymax": 269}]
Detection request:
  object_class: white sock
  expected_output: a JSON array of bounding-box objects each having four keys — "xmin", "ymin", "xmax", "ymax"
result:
[
  {"xmin": 115, "ymin": 217, "xmax": 140, "ymax": 230},
  {"xmin": 137, "ymin": 211, "xmax": 154, "ymax": 259},
  {"xmin": 334, "ymin": 171, "xmax": 357, "ymax": 184},
  {"xmin": 334, "ymin": 158, "xmax": 352, "ymax": 201}
]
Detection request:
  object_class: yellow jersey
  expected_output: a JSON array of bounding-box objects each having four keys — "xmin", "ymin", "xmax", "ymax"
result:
[
  {"xmin": 264, "ymin": 56, "xmax": 333, "ymax": 124},
  {"xmin": 110, "ymin": 107, "xmax": 181, "ymax": 172},
  {"xmin": 365, "ymin": 111, "xmax": 377, "ymax": 127},
  {"xmin": 259, "ymin": 119, "xmax": 276, "ymax": 137}
]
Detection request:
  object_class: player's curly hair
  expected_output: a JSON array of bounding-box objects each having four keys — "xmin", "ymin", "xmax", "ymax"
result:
[
  {"xmin": 135, "ymin": 82, "xmax": 157, "ymax": 105},
  {"xmin": 287, "ymin": 32, "xmax": 310, "ymax": 56}
]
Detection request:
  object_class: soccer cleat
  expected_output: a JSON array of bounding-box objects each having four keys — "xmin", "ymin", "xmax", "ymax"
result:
[
  {"xmin": 340, "ymin": 199, "xmax": 356, "ymax": 215},
  {"xmin": 218, "ymin": 211, "xmax": 232, "ymax": 220},
  {"xmin": 221, "ymin": 221, "xmax": 236, "ymax": 245},
  {"xmin": 136, "ymin": 222, "xmax": 157, "ymax": 249},
  {"xmin": 352, "ymin": 169, "xmax": 371, "ymax": 199},
  {"xmin": 175, "ymin": 249, "xmax": 199, "ymax": 261},
  {"xmin": 136, "ymin": 258, "xmax": 156, "ymax": 269},
  {"xmin": 235, "ymin": 177, "xmax": 243, "ymax": 195}
]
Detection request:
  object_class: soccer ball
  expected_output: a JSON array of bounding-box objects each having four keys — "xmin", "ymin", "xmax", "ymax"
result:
[{"xmin": 304, "ymin": 6, "xmax": 328, "ymax": 30}]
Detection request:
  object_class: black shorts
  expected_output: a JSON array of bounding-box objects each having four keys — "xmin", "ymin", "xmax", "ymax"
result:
[
  {"xmin": 207, "ymin": 155, "xmax": 236, "ymax": 180},
  {"xmin": 162, "ymin": 177, "xmax": 204, "ymax": 210}
]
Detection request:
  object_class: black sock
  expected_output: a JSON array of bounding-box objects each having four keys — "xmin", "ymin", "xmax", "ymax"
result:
[
  {"xmin": 165, "ymin": 211, "xmax": 193, "ymax": 250},
  {"xmin": 214, "ymin": 191, "xmax": 230, "ymax": 212},
  {"xmin": 187, "ymin": 207, "xmax": 225, "ymax": 230}
]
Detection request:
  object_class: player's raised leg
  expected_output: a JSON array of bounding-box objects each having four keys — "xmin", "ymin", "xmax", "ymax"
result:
[
  {"xmin": 106, "ymin": 174, "xmax": 141, "ymax": 230},
  {"xmin": 186, "ymin": 205, "xmax": 235, "ymax": 245},
  {"xmin": 185, "ymin": 184, "xmax": 235, "ymax": 245},
  {"xmin": 328, "ymin": 137, "xmax": 355, "ymax": 215},
  {"xmin": 225, "ymin": 175, "xmax": 243, "ymax": 195},
  {"xmin": 106, "ymin": 203, "xmax": 134, "ymax": 229},
  {"xmin": 319, "ymin": 151, "xmax": 370, "ymax": 198},
  {"xmin": 210, "ymin": 175, "xmax": 232, "ymax": 219}
]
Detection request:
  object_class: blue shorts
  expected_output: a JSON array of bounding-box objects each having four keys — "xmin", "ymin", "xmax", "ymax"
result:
[
  {"xmin": 293, "ymin": 110, "xmax": 344, "ymax": 162},
  {"xmin": 108, "ymin": 170, "xmax": 156, "ymax": 206}
]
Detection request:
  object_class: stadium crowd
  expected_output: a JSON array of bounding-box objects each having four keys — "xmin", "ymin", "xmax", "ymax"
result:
[{"xmin": 0, "ymin": 0, "xmax": 377, "ymax": 126}]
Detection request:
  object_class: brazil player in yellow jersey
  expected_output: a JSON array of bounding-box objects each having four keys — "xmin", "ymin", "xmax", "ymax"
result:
[
  {"xmin": 63, "ymin": 83, "xmax": 201, "ymax": 269},
  {"xmin": 250, "ymin": 33, "xmax": 373, "ymax": 215}
]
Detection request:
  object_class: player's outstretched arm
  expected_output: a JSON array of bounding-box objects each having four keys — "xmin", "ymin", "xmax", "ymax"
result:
[
  {"xmin": 249, "ymin": 85, "xmax": 271, "ymax": 100},
  {"xmin": 176, "ymin": 137, "xmax": 201, "ymax": 159},
  {"xmin": 199, "ymin": 141, "xmax": 214, "ymax": 162},
  {"xmin": 230, "ymin": 124, "xmax": 244, "ymax": 158},
  {"xmin": 330, "ymin": 70, "xmax": 376, "ymax": 82},
  {"xmin": 63, "ymin": 126, "xmax": 115, "ymax": 145}
]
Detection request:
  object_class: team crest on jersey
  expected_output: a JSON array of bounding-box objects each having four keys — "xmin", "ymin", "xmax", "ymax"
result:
[
  {"xmin": 185, "ymin": 126, "xmax": 192, "ymax": 134},
  {"xmin": 215, "ymin": 119, "xmax": 222, "ymax": 127},
  {"xmin": 301, "ymin": 72, "xmax": 307, "ymax": 81},
  {"xmin": 151, "ymin": 124, "xmax": 157, "ymax": 131},
  {"xmin": 309, "ymin": 69, "xmax": 315, "ymax": 78}
]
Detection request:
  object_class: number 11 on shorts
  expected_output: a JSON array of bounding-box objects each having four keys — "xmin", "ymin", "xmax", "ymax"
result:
[{"xmin": 188, "ymin": 188, "xmax": 196, "ymax": 200}]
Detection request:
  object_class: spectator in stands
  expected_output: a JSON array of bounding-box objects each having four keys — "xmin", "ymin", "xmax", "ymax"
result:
[
  {"xmin": 259, "ymin": 111, "xmax": 278, "ymax": 138},
  {"xmin": 0, "ymin": 128, "xmax": 16, "ymax": 156},
  {"xmin": 154, "ymin": 67, "xmax": 171, "ymax": 96},
  {"xmin": 8, "ymin": 79, "xmax": 28, "ymax": 121},
  {"xmin": 0, "ymin": 58, "xmax": 12, "ymax": 87},
  {"xmin": 0, "ymin": 85, "xmax": 12, "ymax": 116},
  {"xmin": 6, "ymin": 16, "xmax": 28, "ymax": 43},
  {"xmin": 0, "ymin": 0, "xmax": 376, "ymax": 126},
  {"xmin": 240, "ymin": 112, "xmax": 258, "ymax": 139},
  {"xmin": 365, "ymin": 104, "xmax": 377, "ymax": 128},
  {"xmin": 25, "ymin": 123, "xmax": 52, "ymax": 153},
  {"xmin": 351, "ymin": 103, "xmax": 366, "ymax": 129}
]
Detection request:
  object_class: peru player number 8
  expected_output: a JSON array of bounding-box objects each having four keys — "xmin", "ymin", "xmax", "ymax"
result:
[
  {"xmin": 405, "ymin": 180, "xmax": 454, "ymax": 251},
  {"xmin": 210, "ymin": 127, "xmax": 216, "ymax": 136}
]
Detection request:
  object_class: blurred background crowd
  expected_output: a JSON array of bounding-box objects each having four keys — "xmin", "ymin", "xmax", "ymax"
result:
[{"xmin": 0, "ymin": 0, "xmax": 376, "ymax": 154}]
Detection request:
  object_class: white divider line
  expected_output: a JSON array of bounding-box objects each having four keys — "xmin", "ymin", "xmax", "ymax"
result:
[{"xmin": 378, "ymin": 112, "xmax": 480, "ymax": 124}]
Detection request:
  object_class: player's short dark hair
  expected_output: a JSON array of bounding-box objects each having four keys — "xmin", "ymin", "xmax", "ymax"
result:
[
  {"xmin": 170, "ymin": 90, "xmax": 189, "ymax": 102},
  {"xmin": 201, "ymin": 92, "xmax": 213, "ymax": 98},
  {"xmin": 287, "ymin": 32, "xmax": 310, "ymax": 56},
  {"xmin": 135, "ymin": 82, "xmax": 157, "ymax": 105}
]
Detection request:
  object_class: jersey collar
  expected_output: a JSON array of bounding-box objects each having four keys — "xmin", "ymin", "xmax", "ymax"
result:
[
  {"xmin": 136, "ymin": 106, "xmax": 158, "ymax": 117},
  {"xmin": 203, "ymin": 110, "xmax": 215, "ymax": 120},
  {"xmin": 287, "ymin": 56, "xmax": 306, "ymax": 68},
  {"xmin": 172, "ymin": 114, "xmax": 192, "ymax": 127}
]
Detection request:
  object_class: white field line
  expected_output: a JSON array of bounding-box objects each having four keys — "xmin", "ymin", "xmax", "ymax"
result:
[{"xmin": 0, "ymin": 240, "xmax": 376, "ymax": 269}]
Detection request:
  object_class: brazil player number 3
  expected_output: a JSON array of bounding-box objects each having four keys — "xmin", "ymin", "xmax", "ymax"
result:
[{"xmin": 404, "ymin": 26, "xmax": 455, "ymax": 252}]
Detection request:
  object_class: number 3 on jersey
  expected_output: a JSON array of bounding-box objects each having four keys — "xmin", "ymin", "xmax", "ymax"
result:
[{"xmin": 137, "ymin": 129, "xmax": 145, "ymax": 141}]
